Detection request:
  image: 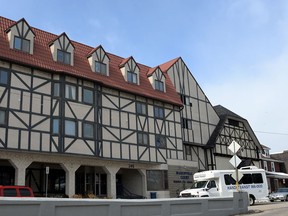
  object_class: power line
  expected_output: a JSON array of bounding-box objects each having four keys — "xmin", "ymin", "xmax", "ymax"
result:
[{"xmin": 254, "ymin": 131, "xmax": 288, "ymax": 136}]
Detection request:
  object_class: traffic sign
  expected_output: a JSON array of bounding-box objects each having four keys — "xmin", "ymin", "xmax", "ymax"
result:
[
  {"xmin": 231, "ymin": 171, "xmax": 243, "ymax": 182},
  {"xmin": 229, "ymin": 155, "xmax": 242, "ymax": 168},
  {"xmin": 228, "ymin": 141, "xmax": 241, "ymax": 154}
]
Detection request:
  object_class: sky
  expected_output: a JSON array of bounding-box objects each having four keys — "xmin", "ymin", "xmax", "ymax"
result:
[{"xmin": 1, "ymin": 0, "xmax": 287, "ymax": 153}]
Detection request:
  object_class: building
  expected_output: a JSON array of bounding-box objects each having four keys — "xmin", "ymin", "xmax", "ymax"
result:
[
  {"xmin": 0, "ymin": 16, "xmax": 264, "ymax": 198},
  {"xmin": 269, "ymin": 150, "xmax": 288, "ymax": 190}
]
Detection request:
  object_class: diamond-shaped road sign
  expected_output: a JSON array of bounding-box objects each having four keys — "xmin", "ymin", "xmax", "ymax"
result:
[
  {"xmin": 229, "ymin": 155, "xmax": 242, "ymax": 168},
  {"xmin": 231, "ymin": 171, "xmax": 243, "ymax": 182},
  {"xmin": 228, "ymin": 141, "xmax": 241, "ymax": 154}
]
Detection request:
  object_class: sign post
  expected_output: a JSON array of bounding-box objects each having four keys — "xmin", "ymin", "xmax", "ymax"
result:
[{"xmin": 228, "ymin": 141, "xmax": 242, "ymax": 191}]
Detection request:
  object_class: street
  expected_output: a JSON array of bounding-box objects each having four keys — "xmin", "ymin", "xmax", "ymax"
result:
[{"xmin": 236, "ymin": 201, "xmax": 288, "ymax": 215}]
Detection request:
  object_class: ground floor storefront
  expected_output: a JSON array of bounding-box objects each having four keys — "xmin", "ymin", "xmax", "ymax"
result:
[{"xmin": 0, "ymin": 151, "xmax": 198, "ymax": 198}]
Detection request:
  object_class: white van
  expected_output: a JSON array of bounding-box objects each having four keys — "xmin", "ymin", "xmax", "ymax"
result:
[{"xmin": 179, "ymin": 166, "xmax": 269, "ymax": 205}]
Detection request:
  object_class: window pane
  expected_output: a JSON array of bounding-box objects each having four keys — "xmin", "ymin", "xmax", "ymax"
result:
[
  {"xmin": 53, "ymin": 83, "xmax": 60, "ymax": 97},
  {"xmin": 156, "ymin": 135, "xmax": 166, "ymax": 148},
  {"xmin": 3, "ymin": 188, "xmax": 17, "ymax": 197},
  {"xmin": 0, "ymin": 110, "xmax": 6, "ymax": 125},
  {"xmin": 65, "ymin": 84, "xmax": 76, "ymax": 100},
  {"xmin": 14, "ymin": 37, "xmax": 21, "ymax": 50},
  {"xmin": 0, "ymin": 70, "xmax": 8, "ymax": 85},
  {"xmin": 22, "ymin": 38, "xmax": 30, "ymax": 53},
  {"xmin": 155, "ymin": 80, "xmax": 164, "ymax": 91},
  {"xmin": 20, "ymin": 188, "xmax": 31, "ymax": 196},
  {"xmin": 57, "ymin": 50, "xmax": 64, "ymax": 62},
  {"xmin": 128, "ymin": 71, "xmax": 137, "ymax": 84},
  {"xmin": 83, "ymin": 88, "xmax": 93, "ymax": 104},
  {"xmin": 147, "ymin": 170, "xmax": 168, "ymax": 191},
  {"xmin": 64, "ymin": 52, "xmax": 71, "ymax": 64},
  {"xmin": 83, "ymin": 122, "xmax": 94, "ymax": 139},
  {"xmin": 52, "ymin": 119, "xmax": 59, "ymax": 134},
  {"xmin": 65, "ymin": 120, "xmax": 76, "ymax": 136},
  {"xmin": 136, "ymin": 102, "xmax": 146, "ymax": 115},
  {"xmin": 95, "ymin": 62, "xmax": 107, "ymax": 75}
]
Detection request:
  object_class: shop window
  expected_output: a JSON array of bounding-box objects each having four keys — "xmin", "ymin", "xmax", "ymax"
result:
[{"xmin": 146, "ymin": 170, "xmax": 168, "ymax": 191}]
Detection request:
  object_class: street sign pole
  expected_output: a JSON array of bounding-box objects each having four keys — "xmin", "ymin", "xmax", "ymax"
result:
[
  {"xmin": 228, "ymin": 140, "xmax": 242, "ymax": 192},
  {"xmin": 234, "ymin": 143, "xmax": 239, "ymax": 192},
  {"xmin": 45, "ymin": 166, "xmax": 49, "ymax": 197}
]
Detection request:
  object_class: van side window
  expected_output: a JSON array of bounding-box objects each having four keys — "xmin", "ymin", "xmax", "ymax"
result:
[
  {"xmin": 252, "ymin": 174, "xmax": 263, "ymax": 183},
  {"xmin": 224, "ymin": 174, "xmax": 236, "ymax": 185},
  {"xmin": 3, "ymin": 188, "xmax": 17, "ymax": 197}
]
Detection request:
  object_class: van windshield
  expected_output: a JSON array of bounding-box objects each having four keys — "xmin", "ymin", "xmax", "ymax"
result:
[{"xmin": 190, "ymin": 181, "xmax": 207, "ymax": 189}]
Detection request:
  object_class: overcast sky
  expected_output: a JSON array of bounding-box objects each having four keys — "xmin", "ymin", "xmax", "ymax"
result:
[{"xmin": 2, "ymin": 0, "xmax": 287, "ymax": 153}]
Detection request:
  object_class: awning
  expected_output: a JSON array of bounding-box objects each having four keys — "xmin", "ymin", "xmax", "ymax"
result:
[{"xmin": 266, "ymin": 171, "xmax": 288, "ymax": 179}]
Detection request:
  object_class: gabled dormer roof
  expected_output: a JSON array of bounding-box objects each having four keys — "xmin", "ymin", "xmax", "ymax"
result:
[
  {"xmin": 5, "ymin": 18, "xmax": 35, "ymax": 36},
  {"xmin": 86, "ymin": 45, "xmax": 110, "ymax": 59},
  {"xmin": 119, "ymin": 56, "xmax": 139, "ymax": 69},
  {"xmin": 48, "ymin": 32, "xmax": 75, "ymax": 48},
  {"xmin": 147, "ymin": 66, "xmax": 166, "ymax": 78}
]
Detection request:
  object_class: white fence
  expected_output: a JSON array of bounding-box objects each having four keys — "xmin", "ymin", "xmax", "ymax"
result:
[{"xmin": 0, "ymin": 192, "xmax": 248, "ymax": 216}]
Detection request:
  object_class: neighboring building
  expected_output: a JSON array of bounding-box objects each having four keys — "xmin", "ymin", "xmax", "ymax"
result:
[
  {"xmin": 0, "ymin": 16, "xmax": 265, "ymax": 198},
  {"xmin": 270, "ymin": 150, "xmax": 288, "ymax": 190}
]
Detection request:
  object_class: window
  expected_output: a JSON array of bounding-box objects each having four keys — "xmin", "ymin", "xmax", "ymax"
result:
[
  {"xmin": 52, "ymin": 119, "xmax": 60, "ymax": 135},
  {"xmin": 154, "ymin": 106, "xmax": 164, "ymax": 119},
  {"xmin": 65, "ymin": 120, "xmax": 76, "ymax": 136},
  {"xmin": 228, "ymin": 119, "xmax": 239, "ymax": 127},
  {"xmin": 155, "ymin": 135, "xmax": 166, "ymax": 148},
  {"xmin": 137, "ymin": 132, "xmax": 149, "ymax": 145},
  {"xmin": 127, "ymin": 71, "xmax": 137, "ymax": 84},
  {"xmin": 207, "ymin": 180, "xmax": 216, "ymax": 188},
  {"xmin": 83, "ymin": 88, "xmax": 93, "ymax": 104},
  {"xmin": 252, "ymin": 174, "xmax": 263, "ymax": 184},
  {"xmin": 155, "ymin": 80, "xmax": 164, "ymax": 91},
  {"xmin": 147, "ymin": 170, "xmax": 168, "ymax": 191},
  {"xmin": 224, "ymin": 174, "xmax": 236, "ymax": 185},
  {"xmin": 19, "ymin": 188, "xmax": 31, "ymax": 196},
  {"xmin": 0, "ymin": 110, "xmax": 6, "ymax": 125},
  {"xmin": 180, "ymin": 94, "xmax": 190, "ymax": 106},
  {"xmin": 14, "ymin": 36, "xmax": 30, "ymax": 53},
  {"xmin": 182, "ymin": 118, "xmax": 192, "ymax": 129},
  {"xmin": 136, "ymin": 102, "xmax": 147, "ymax": 115},
  {"xmin": 65, "ymin": 84, "xmax": 76, "ymax": 100},
  {"xmin": 271, "ymin": 162, "xmax": 275, "ymax": 172},
  {"xmin": 83, "ymin": 122, "xmax": 94, "ymax": 139},
  {"xmin": 53, "ymin": 83, "xmax": 60, "ymax": 97},
  {"xmin": 3, "ymin": 188, "xmax": 17, "ymax": 197},
  {"xmin": 185, "ymin": 145, "xmax": 191, "ymax": 155},
  {"xmin": 263, "ymin": 161, "xmax": 268, "ymax": 171},
  {"xmin": 57, "ymin": 50, "xmax": 71, "ymax": 64},
  {"xmin": 0, "ymin": 70, "xmax": 8, "ymax": 85},
  {"xmin": 95, "ymin": 61, "xmax": 107, "ymax": 75}
]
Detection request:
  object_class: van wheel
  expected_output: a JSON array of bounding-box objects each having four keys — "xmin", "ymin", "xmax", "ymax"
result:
[{"xmin": 249, "ymin": 195, "xmax": 255, "ymax": 206}]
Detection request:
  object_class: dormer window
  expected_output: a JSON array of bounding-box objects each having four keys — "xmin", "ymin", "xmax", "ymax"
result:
[
  {"xmin": 147, "ymin": 67, "xmax": 166, "ymax": 92},
  {"xmin": 49, "ymin": 33, "xmax": 74, "ymax": 66},
  {"xmin": 127, "ymin": 71, "xmax": 137, "ymax": 84},
  {"xmin": 87, "ymin": 46, "xmax": 110, "ymax": 76},
  {"xmin": 57, "ymin": 50, "xmax": 71, "ymax": 65},
  {"xmin": 119, "ymin": 56, "xmax": 140, "ymax": 85},
  {"xmin": 14, "ymin": 36, "xmax": 30, "ymax": 53},
  {"xmin": 95, "ymin": 61, "xmax": 107, "ymax": 75},
  {"xmin": 155, "ymin": 80, "xmax": 164, "ymax": 92},
  {"xmin": 5, "ymin": 18, "xmax": 35, "ymax": 54}
]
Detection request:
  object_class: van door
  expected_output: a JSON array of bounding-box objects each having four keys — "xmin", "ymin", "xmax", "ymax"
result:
[{"xmin": 207, "ymin": 180, "xmax": 220, "ymax": 197}]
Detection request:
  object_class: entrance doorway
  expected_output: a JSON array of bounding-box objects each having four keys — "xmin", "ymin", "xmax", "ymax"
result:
[
  {"xmin": 0, "ymin": 159, "xmax": 15, "ymax": 185},
  {"xmin": 75, "ymin": 166, "xmax": 107, "ymax": 197}
]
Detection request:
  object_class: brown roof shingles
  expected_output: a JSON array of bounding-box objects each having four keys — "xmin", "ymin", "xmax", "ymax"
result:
[{"xmin": 0, "ymin": 16, "xmax": 182, "ymax": 107}]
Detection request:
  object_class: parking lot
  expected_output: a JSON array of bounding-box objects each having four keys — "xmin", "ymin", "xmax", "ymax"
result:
[{"xmin": 235, "ymin": 201, "xmax": 288, "ymax": 215}]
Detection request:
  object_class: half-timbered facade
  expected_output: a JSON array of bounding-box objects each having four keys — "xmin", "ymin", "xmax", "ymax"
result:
[{"xmin": 0, "ymin": 16, "xmax": 264, "ymax": 198}]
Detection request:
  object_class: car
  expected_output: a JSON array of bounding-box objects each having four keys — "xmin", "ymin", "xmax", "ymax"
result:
[
  {"xmin": 269, "ymin": 188, "xmax": 288, "ymax": 202},
  {"xmin": 0, "ymin": 185, "xmax": 34, "ymax": 197}
]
